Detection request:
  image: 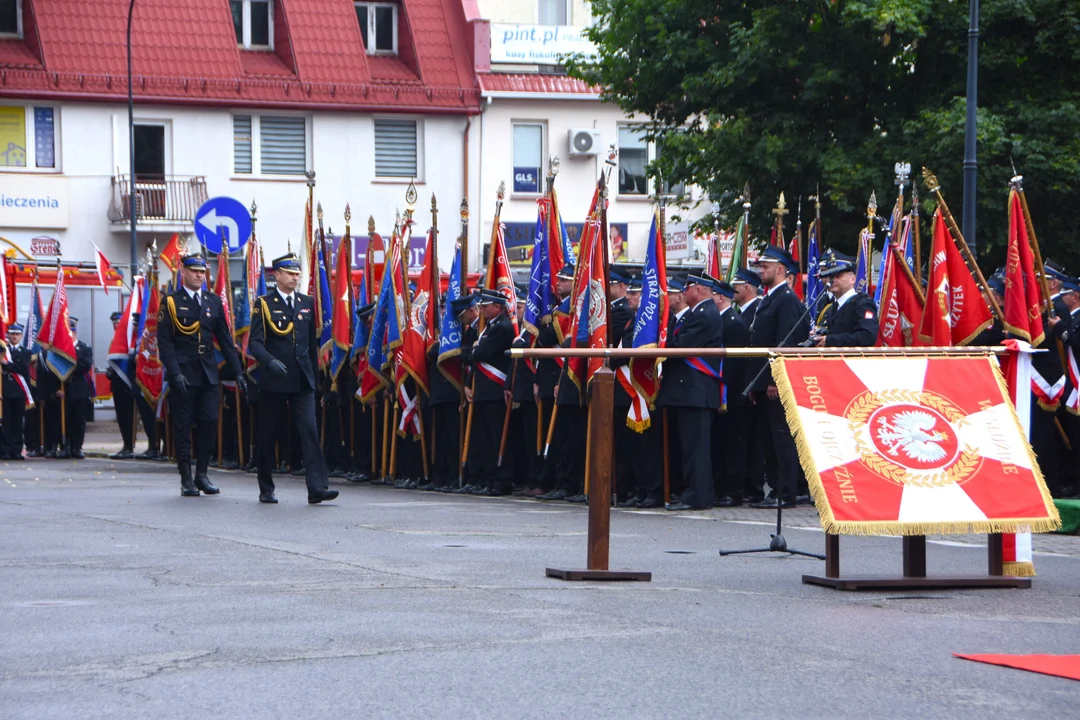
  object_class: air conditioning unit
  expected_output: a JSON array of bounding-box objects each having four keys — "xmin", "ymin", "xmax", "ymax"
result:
[{"xmin": 568, "ymin": 129, "xmax": 601, "ymax": 157}]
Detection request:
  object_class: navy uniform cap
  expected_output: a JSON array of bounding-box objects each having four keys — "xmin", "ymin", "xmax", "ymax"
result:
[
  {"xmin": 756, "ymin": 245, "xmax": 799, "ymax": 275},
  {"xmin": 685, "ymin": 271, "xmax": 721, "ymax": 289},
  {"xmin": 272, "ymin": 253, "xmax": 302, "ymax": 273},
  {"xmin": 450, "ymin": 293, "xmax": 479, "ymax": 314},
  {"xmin": 818, "ymin": 251, "xmax": 857, "ymax": 279},
  {"xmin": 514, "ymin": 283, "xmax": 529, "ymax": 298},
  {"xmin": 357, "ymin": 302, "xmax": 377, "ymax": 319},
  {"xmin": 478, "ymin": 289, "xmax": 509, "ymax": 306},
  {"xmin": 712, "ymin": 281, "xmax": 735, "ymax": 298},
  {"xmin": 1044, "ymin": 259, "xmax": 1069, "ymax": 282},
  {"xmin": 8, "ymin": 323, "xmax": 24, "ymax": 332},
  {"xmin": 667, "ymin": 278, "xmax": 685, "ymax": 293},
  {"xmin": 556, "ymin": 264, "xmax": 575, "ymax": 280},
  {"xmin": 1062, "ymin": 277, "xmax": 1080, "ymax": 294},
  {"xmin": 627, "ymin": 279, "xmax": 643, "ymax": 293},
  {"xmin": 110, "ymin": 311, "xmax": 123, "ymax": 322},
  {"xmin": 987, "ymin": 273, "xmax": 1006, "ymax": 296},
  {"xmin": 731, "ymin": 268, "xmax": 762, "ymax": 288},
  {"xmin": 609, "ymin": 267, "xmax": 632, "ymax": 285},
  {"xmin": 181, "ymin": 252, "xmax": 207, "ymax": 269}
]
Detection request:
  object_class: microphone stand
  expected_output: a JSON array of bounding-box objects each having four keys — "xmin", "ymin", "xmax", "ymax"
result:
[{"xmin": 723, "ymin": 293, "xmax": 824, "ymax": 560}]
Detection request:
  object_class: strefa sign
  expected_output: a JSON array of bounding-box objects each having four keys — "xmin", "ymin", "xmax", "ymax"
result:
[
  {"xmin": 490, "ymin": 24, "xmax": 597, "ymax": 65},
  {"xmin": 0, "ymin": 174, "xmax": 69, "ymax": 229}
]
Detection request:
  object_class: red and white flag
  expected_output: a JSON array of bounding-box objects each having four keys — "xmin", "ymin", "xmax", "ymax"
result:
[
  {"xmin": 89, "ymin": 238, "xmax": 113, "ymax": 295},
  {"xmin": 876, "ymin": 238, "xmax": 926, "ymax": 348},
  {"xmin": 918, "ymin": 209, "xmax": 993, "ymax": 346},
  {"xmin": 997, "ymin": 340, "xmax": 1039, "ymax": 576},
  {"xmin": 1002, "ymin": 190, "xmax": 1045, "ymax": 346},
  {"xmin": 773, "ymin": 355, "xmax": 1060, "ymax": 536}
]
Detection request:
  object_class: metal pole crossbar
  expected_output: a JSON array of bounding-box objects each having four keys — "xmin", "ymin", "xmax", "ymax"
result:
[{"xmin": 510, "ymin": 346, "xmax": 1009, "ymax": 360}]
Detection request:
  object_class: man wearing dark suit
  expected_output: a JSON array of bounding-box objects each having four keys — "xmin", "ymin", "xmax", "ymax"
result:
[
  {"xmin": 536, "ymin": 267, "xmax": 579, "ymax": 500},
  {"xmin": 1, "ymin": 324, "xmax": 31, "ymax": 459},
  {"xmin": 63, "ymin": 318, "xmax": 95, "ymax": 459},
  {"xmin": 1047, "ymin": 276, "xmax": 1080, "ymax": 497},
  {"xmin": 729, "ymin": 268, "xmax": 765, "ymax": 502},
  {"xmin": 710, "ymin": 281, "xmax": 752, "ymax": 506},
  {"xmin": 747, "ymin": 246, "xmax": 810, "ymax": 508},
  {"xmin": 248, "ymin": 253, "xmax": 336, "ymax": 504},
  {"xmin": 505, "ymin": 289, "xmax": 543, "ymax": 495},
  {"xmin": 426, "ymin": 295, "xmax": 472, "ymax": 491},
  {"xmin": 809, "ymin": 252, "xmax": 878, "ymax": 348},
  {"xmin": 158, "ymin": 252, "xmax": 246, "ymax": 498},
  {"xmin": 463, "ymin": 289, "xmax": 514, "ymax": 496},
  {"xmin": 1044, "ymin": 260, "xmax": 1069, "ymax": 321},
  {"xmin": 659, "ymin": 273, "xmax": 724, "ymax": 511}
]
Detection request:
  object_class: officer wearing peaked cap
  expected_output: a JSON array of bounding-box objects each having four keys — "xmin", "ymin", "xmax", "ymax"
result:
[
  {"xmin": 249, "ymin": 253, "xmax": 337, "ymax": 504},
  {"xmin": 158, "ymin": 251, "xmax": 245, "ymax": 496},
  {"xmin": 463, "ymin": 288, "xmax": 514, "ymax": 496},
  {"xmin": 809, "ymin": 252, "xmax": 878, "ymax": 348},
  {"xmin": 1044, "ymin": 259, "xmax": 1069, "ymax": 321},
  {"xmin": 747, "ymin": 245, "xmax": 809, "ymax": 509},
  {"xmin": 1, "ymin": 323, "xmax": 31, "ymax": 460}
]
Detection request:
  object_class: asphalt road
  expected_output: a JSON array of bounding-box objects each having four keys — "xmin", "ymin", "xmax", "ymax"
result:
[{"xmin": 1, "ymin": 457, "xmax": 1078, "ymax": 719}]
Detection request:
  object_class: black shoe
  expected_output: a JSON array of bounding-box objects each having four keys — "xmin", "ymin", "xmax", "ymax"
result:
[
  {"xmin": 109, "ymin": 448, "xmax": 135, "ymax": 460},
  {"xmin": 194, "ymin": 458, "xmax": 219, "ymax": 495},
  {"xmin": 417, "ymin": 482, "xmax": 437, "ymax": 491},
  {"xmin": 370, "ymin": 477, "xmax": 389, "ymax": 486},
  {"xmin": 308, "ymin": 488, "xmax": 340, "ymax": 504},
  {"xmin": 277, "ymin": 462, "xmax": 289, "ymax": 473},
  {"xmin": 749, "ymin": 495, "xmax": 794, "ymax": 509},
  {"xmin": 55, "ymin": 449, "xmax": 70, "ymax": 459},
  {"xmin": 795, "ymin": 494, "xmax": 812, "ymax": 506},
  {"xmin": 715, "ymin": 495, "xmax": 743, "ymax": 508},
  {"xmin": 290, "ymin": 466, "xmax": 306, "ymax": 476},
  {"xmin": 246, "ymin": 465, "xmax": 258, "ymax": 474},
  {"xmin": 348, "ymin": 473, "xmax": 372, "ymax": 484},
  {"xmin": 180, "ymin": 464, "xmax": 200, "ymax": 497},
  {"xmin": 222, "ymin": 459, "xmax": 240, "ymax": 470},
  {"xmin": 565, "ymin": 494, "xmax": 588, "ymax": 503},
  {"xmin": 618, "ymin": 495, "xmax": 645, "ymax": 508},
  {"xmin": 394, "ymin": 477, "xmax": 411, "ymax": 489},
  {"xmin": 136, "ymin": 448, "xmax": 158, "ymax": 460},
  {"xmin": 468, "ymin": 485, "xmax": 488, "ymax": 495},
  {"xmin": 636, "ymin": 496, "xmax": 664, "ymax": 509},
  {"xmin": 71, "ymin": 450, "xmax": 85, "ymax": 460},
  {"xmin": 665, "ymin": 502, "xmax": 693, "ymax": 511},
  {"xmin": 259, "ymin": 493, "xmax": 279, "ymax": 504},
  {"xmin": 405, "ymin": 479, "xmax": 420, "ymax": 490},
  {"xmin": 329, "ymin": 469, "xmax": 350, "ymax": 479},
  {"xmin": 25, "ymin": 449, "xmax": 41, "ymax": 458},
  {"xmin": 484, "ymin": 487, "xmax": 511, "ymax": 497},
  {"xmin": 437, "ymin": 485, "xmax": 457, "ymax": 493}
]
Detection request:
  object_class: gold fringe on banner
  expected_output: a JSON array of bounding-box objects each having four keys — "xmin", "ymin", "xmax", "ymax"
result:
[
  {"xmin": 771, "ymin": 355, "xmax": 1063, "ymax": 537},
  {"xmin": 1003, "ymin": 561, "xmax": 1036, "ymax": 577}
]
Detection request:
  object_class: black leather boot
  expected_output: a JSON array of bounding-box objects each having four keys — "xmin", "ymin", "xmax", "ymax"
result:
[
  {"xmin": 180, "ymin": 463, "xmax": 200, "ymax": 497},
  {"xmin": 193, "ymin": 456, "xmax": 220, "ymax": 495}
]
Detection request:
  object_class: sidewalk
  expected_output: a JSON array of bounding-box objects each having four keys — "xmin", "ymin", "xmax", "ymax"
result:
[{"xmin": 74, "ymin": 408, "xmax": 1080, "ymax": 558}]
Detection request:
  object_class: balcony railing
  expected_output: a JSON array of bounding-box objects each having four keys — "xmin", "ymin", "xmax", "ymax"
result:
[{"xmin": 109, "ymin": 175, "xmax": 209, "ymax": 224}]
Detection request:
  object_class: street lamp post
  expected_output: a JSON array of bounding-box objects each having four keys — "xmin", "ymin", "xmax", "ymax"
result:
[
  {"xmin": 127, "ymin": 0, "xmax": 138, "ymax": 273},
  {"xmin": 962, "ymin": 0, "xmax": 979, "ymax": 257}
]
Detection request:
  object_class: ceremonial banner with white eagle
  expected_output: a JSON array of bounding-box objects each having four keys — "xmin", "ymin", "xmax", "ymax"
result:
[{"xmin": 773, "ymin": 356, "xmax": 1060, "ymax": 536}]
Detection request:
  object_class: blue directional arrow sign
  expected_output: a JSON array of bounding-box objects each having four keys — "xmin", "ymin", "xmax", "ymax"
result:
[{"xmin": 194, "ymin": 196, "xmax": 252, "ymax": 254}]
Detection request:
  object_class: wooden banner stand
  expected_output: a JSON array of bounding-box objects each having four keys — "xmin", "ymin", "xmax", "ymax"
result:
[
  {"xmin": 802, "ymin": 533, "xmax": 1031, "ymax": 590},
  {"xmin": 546, "ymin": 368, "xmax": 651, "ymax": 582}
]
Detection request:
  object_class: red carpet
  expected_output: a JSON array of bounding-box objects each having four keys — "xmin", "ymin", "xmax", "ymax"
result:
[{"xmin": 954, "ymin": 653, "xmax": 1080, "ymax": 681}]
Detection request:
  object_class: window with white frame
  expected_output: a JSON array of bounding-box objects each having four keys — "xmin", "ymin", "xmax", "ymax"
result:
[
  {"xmin": 231, "ymin": 0, "xmax": 272, "ymax": 49},
  {"xmin": 617, "ymin": 125, "xmax": 686, "ymax": 197},
  {"xmin": 374, "ymin": 119, "xmax": 418, "ymax": 178},
  {"xmin": 355, "ymin": 2, "xmax": 398, "ymax": 55},
  {"xmin": 512, "ymin": 123, "xmax": 544, "ymax": 194},
  {"xmin": 233, "ymin": 114, "xmax": 308, "ymax": 176},
  {"xmin": 537, "ymin": 0, "xmax": 569, "ymax": 24},
  {"xmin": 0, "ymin": 0, "xmax": 21, "ymax": 37},
  {"xmin": 0, "ymin": 105, "xmax": 59, "ymax": 171}
]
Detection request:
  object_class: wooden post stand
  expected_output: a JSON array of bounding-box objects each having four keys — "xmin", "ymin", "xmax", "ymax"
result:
[
  {"xmin": 803, "ymin": 533, "xmax": 1031, "ymax": 590},
  {"xmin": 546, "ymin": 368, "xmax": 651, "ymax": 582}
]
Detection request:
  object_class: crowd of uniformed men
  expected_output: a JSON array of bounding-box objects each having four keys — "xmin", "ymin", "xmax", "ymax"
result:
[{"xmin": 4, "ymin": 246, "xmax": 1078, "ymax": 506}]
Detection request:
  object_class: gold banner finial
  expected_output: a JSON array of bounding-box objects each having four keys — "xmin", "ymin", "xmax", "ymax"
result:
[
  {"xmin": 867, "ymin": 191, "xmax": 878, "ymax": 220},
  {"xmin": 460, "ymin": 196, "xmax": 469, "ymax": 223},
  {"xmin": 367, "ymin": 215, "xmax": 375, "ymax": 234},
  {"xmin": 250, "ymin": 199, "xmax": 258, "ymax": 219},
  {"xmin": 344, "ymin": 203, "xmax": 352, "ymax": 224},
  {"xmin": 773, "ymin": 192, "xmax": 788, "ymax": 219},
  {"xmin": 497, "ymin": 181, "xmax": 506, "ymax": 202},
  {"xmin": 316, "ymin": 202, "xmax": 324, "ymax": 222},
  {"xmin": 431, "ymin": 193, "xmax": 437, "ymax": 214},
  {"xmin": 741, "ymin": 182, "xmax": 751, "ymax": 209},
  {"xmin": 921, "ymin": 167, "xmax": 940, "ymax": 193}
]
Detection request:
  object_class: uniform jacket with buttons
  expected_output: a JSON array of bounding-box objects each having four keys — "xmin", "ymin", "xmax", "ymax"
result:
[
  {"xmin": 248, "ymin": 291, "xmax": 318, "ymax": 394},
  {"xmin": 158, "ymin": 287, "xmax": 241, "ymax": 388}
]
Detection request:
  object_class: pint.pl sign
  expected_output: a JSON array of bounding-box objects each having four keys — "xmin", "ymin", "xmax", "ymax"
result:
[{"xmin": 490, "ymin": 24, "xmax": 597, "ymax": 64}]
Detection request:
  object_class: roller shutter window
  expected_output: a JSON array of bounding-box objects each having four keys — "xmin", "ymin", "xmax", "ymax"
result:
[
  {"xmin": 374, "ymin": 119, "xmax": 417, "ymax": 178},
  {"xmin": 233, "ymin": 115, "xmax": 253, "ymax": 174},
  {"xmin": 260, "ymin": 116, "xmax": 307, "ymax": 176}
]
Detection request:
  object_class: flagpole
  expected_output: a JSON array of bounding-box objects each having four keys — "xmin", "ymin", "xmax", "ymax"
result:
[
  {"xmin": 1010, "ymin": 174, "xmax": 1053, "ymax": 313},
  {"xmin": 457, "ymin": 197, "xmax": 469, "ymax": 486},
  {"xmin": 428, "ymin": 193, "xmax": 439, "ymax": 470},
  {"xmin": 912, "ymin": 183, "xmax": 922, "ymax": 287},
  {"xmin": 921, "ymin": 167, "xmax": 1003, "ymax": 320},
  {"xmin": 657, "ymin": 189, "xmax": 670, "ymax": 504}
]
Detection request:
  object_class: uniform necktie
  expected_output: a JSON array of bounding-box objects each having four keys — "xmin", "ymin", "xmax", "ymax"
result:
[
  {"xmin": 287, "ymin": 296, "xmax": 294, "ymax": 312},
  {"xmin": 194, "ymin": 291, "xmax": 200, "ymax": 308}
]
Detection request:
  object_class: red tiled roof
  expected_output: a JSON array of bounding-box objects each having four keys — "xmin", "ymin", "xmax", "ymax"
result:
[
  {"xmin": 478, "ymin": 73, "xmax": 598, "ymax": 97},
  {"xmin": 0, "ymin": 0, "xmax": 479, "ymax": 113}
]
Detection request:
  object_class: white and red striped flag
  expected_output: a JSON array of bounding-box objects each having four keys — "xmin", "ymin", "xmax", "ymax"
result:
[{"xmin": 88, "ymin": 238, "xmax": 114, "ymax": 295}]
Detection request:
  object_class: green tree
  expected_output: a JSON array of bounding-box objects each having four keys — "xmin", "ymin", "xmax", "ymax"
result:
[{"xmin": 568, "ymin": 0, "xmax": 1080, "ymax": 271}]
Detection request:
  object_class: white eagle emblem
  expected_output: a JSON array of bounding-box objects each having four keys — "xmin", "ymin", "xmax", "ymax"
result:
[{"xmin": 875, "ymin": 410, "xmax": 948, "ymax": 464}]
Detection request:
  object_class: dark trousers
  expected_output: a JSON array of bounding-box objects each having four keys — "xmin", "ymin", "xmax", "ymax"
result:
[
  {"xmin": 257, "ymin": 391, "xmax": 329, "ymax": 496},
  {"xmin": 714, "ymin": 408, "xmax": 748, "ymax": 500},
  {"xmin": 431, "ymin": 403, "xmax": 460, "ymax": 486},
  {"xmin": 24, "ymin": 404, "xmax": 40, "ymax": 452},
  {"xmin": 169, "ymin": 384, "xmax": 219, "ymax": 464},
  {"xmin": 754, "ymin": 392, "xmax": 799, "ymax": 500},
  {"xmin": 2, "ymin": 397, "xmax": 26, "ymax": 457},
  {"xmin": 135, "ymin": 394, "xmax": 157, "ymax": 451},
  {"xmin": 43, "ymin": 396, "xmax": 88, "ymax": 453},
  {"xmin": 472, "ymin": 401, "xmax": 511, "ymax": 492},
  {"xmin": 351, "ymin": 399, "xmax": 374, "ymax": 474},
  {"xmin": 513, "ymin": 401, "xmax": 541, "ymax": 488},
  {"xmin": 536, "ymin": 399, "xmax": 555, "ymax": 491},
  {"xmin": 731, "ymin": 404, "xmax": 764, "ymax": 500},
  {"xmin": 1032, "ymin": 405, "xmax": 1061, "ymax": 497},
  {"xmin": 673, "ymin": 406, "xmax": 713, "ymax": 509},
  {"xmin": 555, "ymin": 404, "xmax": 586, "ymax": 494},
  {"xmin": 114, "ymin": 381, "xmax": 136, "ymax": 450},
  {"xmin": 623, "ymin": 412, "xmax": 663, "ymax": 499}
]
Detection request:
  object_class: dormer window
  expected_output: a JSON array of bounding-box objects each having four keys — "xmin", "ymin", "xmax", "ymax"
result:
[
  {"xmin": 355, "ymin": 2, "xmax": 398, "ymax": 55},
  {"xmin": 231, "ymin": 0, "xmax": 273, "ymax": 50},
  {"xmin": 0, "ymin": 0, "xmax": 22, "ymax": 38}
]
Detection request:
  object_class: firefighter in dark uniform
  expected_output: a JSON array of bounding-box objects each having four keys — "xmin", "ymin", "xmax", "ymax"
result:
[
  {"xmin": 746, "ymin": 246, "xmax": 810, "ymax": 509},
  {"xmin": 2, "ymin": 324, "xmax": 31, "ymax": 459},
  {"xmin": 711, "ymin": 281, "xmax": 753, "ymax": 507},
  {"xmin": 809, "ymin": 251, "xmax": 879, "ymax": 348},
  {"xmin": 659, "ymin": 273, "xmax": 724, "ymax": 511},
  {"xmin": 64, "ymin": 318, "xmax": 95, "ymax": 459},
  {"xmin": 106, "ymin": 311, "xmax": 138, "ymax": 460},
  {"xmin": 248, "ymin": 253, "xmax": 337, "ymax": 505},
  {"xmin": 441, "ymin": 293, "xmax": 480, "ymax": 492},
  {"xmin": 730, "ymin": 267, "xmax": 767, "ymax": 502},
  {"xmin": 505, "ymin": 287, "xmax": 541, "ymax": 494},
  {"xmin": 462, "ymin": 289, "xmax": 514, "ymax": 496},
  {"xmin": 157, "ymin": 252, "xmax": 245, "ymax": 497},
  {"xmin": 1044, "ymin": 260, "xmax": 1069, "ymax": 321}
]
